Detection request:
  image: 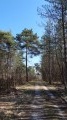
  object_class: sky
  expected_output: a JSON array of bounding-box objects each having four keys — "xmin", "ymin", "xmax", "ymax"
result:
[{"xmin": 0, "ymin": 0, "xmax": 45, "ymax": 66}]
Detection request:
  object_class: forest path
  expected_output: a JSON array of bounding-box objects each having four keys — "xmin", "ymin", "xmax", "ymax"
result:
[{"xmin": 0, "ymin": 80, "xmax": 67, "ymax": 120}]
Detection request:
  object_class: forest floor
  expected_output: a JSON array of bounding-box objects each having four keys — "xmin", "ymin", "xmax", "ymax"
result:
[{"xmin": 0, "ymin": 80, "xmax": 67, "ymax": 120}]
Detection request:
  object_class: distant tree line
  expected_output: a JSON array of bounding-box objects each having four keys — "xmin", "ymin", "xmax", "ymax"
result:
[
  {"xmin": 38, "ymin": 0, "xmax": 67, "ymax": 89},
  {"xmin": 0, "ymin": 0, "xmax": 67, "ymax": 91},
  {"xmin": 0, "ymin": 29, "xmax": 40, "ymax": 91}
]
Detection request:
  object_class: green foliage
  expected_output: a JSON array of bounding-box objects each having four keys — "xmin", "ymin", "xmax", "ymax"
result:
[
  {"xmin": 16, "ymin": 28, "xmax": 40, "ymax": 81},
  {"xmin": 16, "ymin": 28, "xmax": 40, "ymax": 56},
  {"xmin": 0, "ymin": 31, "xmax": 15, "ymax": 49},
  {"xmin": 38, "ymin": 0, "xmax": 67, "ymax": 88},
  {"xmin": 0, "ymin": 29, "xmax": 40, "ymax": 88},
  {"xmin": 0, "ymin": 30, "xmax": 26, "ymax": 89}
]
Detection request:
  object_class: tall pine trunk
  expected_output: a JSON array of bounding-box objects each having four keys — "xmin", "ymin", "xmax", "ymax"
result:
[
  {"xmin": 26, "ymin": 45, "xmax": 28, "ymax": 82},
  {"xmin": 61, "ymin": 2, "xmax": 67, "ymax": 89}
]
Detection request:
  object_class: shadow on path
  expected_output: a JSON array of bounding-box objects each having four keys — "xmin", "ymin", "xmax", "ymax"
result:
[{"xmin": 0, "ymin": 80, "xmax": 67, "ymax": 120}]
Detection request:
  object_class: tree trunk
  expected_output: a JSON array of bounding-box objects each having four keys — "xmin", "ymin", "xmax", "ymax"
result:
[
  {"xmin": 61, "ymin": 2, "xmax": 67, "ymax": 89},
  {"xmin": 48, "ymin": 35, "xmax": 51, "ymax": 84},
  {"xmin": 26, "ymin": 45, "xmax": 28, "ymax": 82}
]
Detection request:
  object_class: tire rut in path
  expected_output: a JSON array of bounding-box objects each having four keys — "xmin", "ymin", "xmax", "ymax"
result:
[
  {"xmin": 30, "ymin": 81, "xmax": 67, "ymax": 120},
  {"xmin": 0, "ymin": 81, "xmax": 67, "ymax": 120},
  {"xmin": 30, "ymin": 85, "xmax": 45, "ymax": 120}
]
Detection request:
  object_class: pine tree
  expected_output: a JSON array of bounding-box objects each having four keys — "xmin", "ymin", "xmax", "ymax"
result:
[{"xmin": 16, "ymin": 28, "xmax": 40, "ymax": 81}]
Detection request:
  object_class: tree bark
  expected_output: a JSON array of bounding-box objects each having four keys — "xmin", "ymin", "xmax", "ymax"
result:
[
  {"xmin": 26, "ymin": 45, "xmax": 28, "ymax": 82},
  {"xmin": 61, "ymin": 1, "xmax": 67, "ymax": 89}
]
